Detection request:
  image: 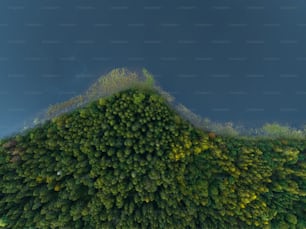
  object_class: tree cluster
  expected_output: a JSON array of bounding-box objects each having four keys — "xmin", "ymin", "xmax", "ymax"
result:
[{"xmin": 0, "ymin": 87, "xmax": 305, "ymax": 228}]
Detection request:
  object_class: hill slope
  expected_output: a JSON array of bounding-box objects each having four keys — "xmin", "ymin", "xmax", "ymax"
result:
[{"xmin": 0, "ymin": 70, "xmax": 305, "ymax": 228}]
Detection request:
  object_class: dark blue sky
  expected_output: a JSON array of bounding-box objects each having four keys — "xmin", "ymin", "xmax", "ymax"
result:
[{"xmin": 1, "ymin": 0, "xmax": 306, "ymax": 137}]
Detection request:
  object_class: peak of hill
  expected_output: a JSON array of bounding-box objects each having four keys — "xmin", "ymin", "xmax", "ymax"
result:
[{"xmin": 20, "ymin": 68, "xmax": 306, "ymax": 139}]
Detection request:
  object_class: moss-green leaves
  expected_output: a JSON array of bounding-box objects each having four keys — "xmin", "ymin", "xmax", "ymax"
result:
[
  {"xmin": 142, "ymin": 68, "xmax": 155, "ymax": 88},
  {"xmin": 133, "ymin": 92, "xmax": 145, "ymax": 104}
]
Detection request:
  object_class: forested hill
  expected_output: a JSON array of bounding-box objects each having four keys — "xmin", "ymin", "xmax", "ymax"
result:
[{"xmin": 0, "ymin": 72, "xmax": 305, "ymax": 228}]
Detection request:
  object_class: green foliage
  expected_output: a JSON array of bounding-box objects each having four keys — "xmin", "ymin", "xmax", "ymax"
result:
[
  {"xmin": 0, "ymin": 86, "xmax": 305, "ymax": 228},
  {"xmin": 0, "ymin": 217, "xmax": 7, "ymax": 227},
  {"xmin": 142, "ymin": 68, "xmax": 155, "ymax": 87},
  {"xmin": 32, "ymin": 68, "xmax": 155, "ymax": 125},
  {"xmin": 261, "ymin": 123, "xmax": 305, "ymax": 139},
  {"xmin": 133, "ymin": 92, "xmax": 146, "ymax": 104},
  {"xmin": 286, "ymin": 214, "xmax": 298, "ymax": 225}
]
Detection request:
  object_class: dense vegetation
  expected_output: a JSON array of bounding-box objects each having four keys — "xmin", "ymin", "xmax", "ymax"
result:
[
  {"xmin": 0, "ymin": 69, "xmax": 305, "ymax": 228},
  {"xmin": 32, "ymin": 68, "xmax": 156, "ymax": 125}
]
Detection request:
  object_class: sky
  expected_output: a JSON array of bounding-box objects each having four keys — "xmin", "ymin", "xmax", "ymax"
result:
[{"xmin": 1, "ymin": 0, "xmax": 306, "ymax": 137}]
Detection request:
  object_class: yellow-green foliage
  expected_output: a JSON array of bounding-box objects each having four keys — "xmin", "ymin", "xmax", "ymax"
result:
[
  {"xmin": 142, "ymin": 68, "xmax": 155, "ymax": 87},
  {"xmin": 0, "ymin": 87, "xmax": 305, "ymax": 228},
  {"xmin": 261, "ymin": 123, "xmax": 305, "ymax": 139},
  {"xmin": 43, "ymin": 68, "xmax": 155, "ymax": 121}
]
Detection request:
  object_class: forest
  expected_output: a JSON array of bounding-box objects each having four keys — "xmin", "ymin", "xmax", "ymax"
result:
[{"xmin": 0, "ymin": 69, "xmax": 305, "ymax": 228}]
